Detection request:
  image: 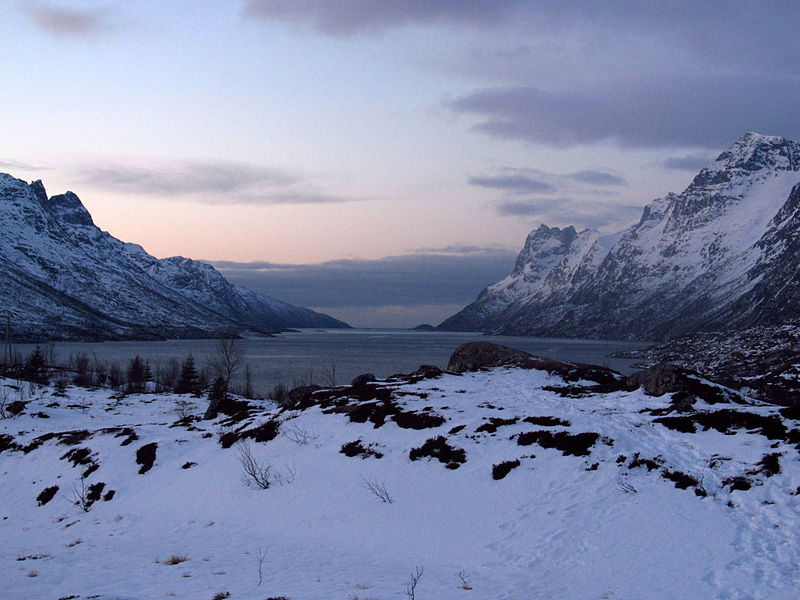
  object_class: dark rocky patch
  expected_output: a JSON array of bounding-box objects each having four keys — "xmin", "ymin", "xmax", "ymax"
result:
[
  {"xmin": 409, "ymin": 436, "xmax": 466, "ymax": 469},
  {"xmin": 475, "ymin": 417, "xmax": 519, "ymax": 434},
  {"xmin": 219, "ymin": 418, "xmax": 281, "ymax": 448},
  {"xmin": 523, "ymin": 416, "xmax": 571, "ymax": 427},
  {"xmin": 5, "ymin": 400, "xmax": 26, "ymax": 416},
  {"xmin": 661, "ymin": 469, "xmax": 701, "ymax": 491},
  {"xmin": 59, "ymin": 446, "xmax": 99, "ymax": 478},
  {"xmin": 752, "ymin": 452, "xmax": 782, "ymax": 477},
  {"xmin": 627, "ymin": 453, "xmax": 664, "ymax": 471},
  {"xmin": 492, "ymin": 459, "xmax": 520, "ymax": 480},
  {"xmin": 779, "ymin": 405, "xmax": 800, "ymax": 420},
  {"xmin": 36, "ymin": 485, "xmax": 59, "ymax": 506},
  {"xmin": 723, "ymin": 475, "xmax": 753, "ymax": 491},
  {"xmin": 0, "ymin": 433, "xmax": 18, "ymax": 454},
  {"xmin": 448, "ymin": 425, "xmax": 466, "ymax": 435},
  {"xmin": 103, "ymin": 489, "xmax": 115, "ymax": 501},
  {"xmin": 516, "ymin": 430, "xmax": 600, "ymax": 456},
  {"xmin": 340, "ymin": 440, "xmax": 383, "ymax": 459},
  {"xmin": 182, "ymin": 461, "xmax": 197, "ymax": 469},
  {"xmin": 135, "ymin": 442, "xmax": 158, "ymax": 474},
  {"xmin": 31, "ymin": 411, "xmax": 49, "ymax": 418},
  {"xmin": 87, "ymin": 482, "xmax": 106, "ymax": 503},
  {"xmin": 654, "ymin": 409, "xmax": 797, "ymax": 441},
  {"xmin": 392, "ymin": 410, "xmax": 445, "ymax": 430}
]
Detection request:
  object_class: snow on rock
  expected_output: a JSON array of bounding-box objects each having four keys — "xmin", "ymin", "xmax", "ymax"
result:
[
  {"xmin": 0, "ymin": 173, "xmax": 349, "ymax": 341},
  {"xmin": 440, "ymin": 132, "xmax": 800, "ymax": 340},
  {"xmin": 2, "ymin": 361, "xmax": 800, "ymax": 599}
]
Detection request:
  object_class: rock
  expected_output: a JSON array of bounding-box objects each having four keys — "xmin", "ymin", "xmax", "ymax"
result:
[
  {"xmin": 412, "ymin": 364, "xmax": 444, "ymax": 379},
  {"xmin": 447, "ymin": 342, "xmax": 534, "ymax": 373},
  {"xmin": 628, "ymin": 362, "xmax": 697, "ymax": 396},
  {"xmin": 351, "ymin": 373, "xmax": 377, "ymax": 387},
  {"xmin": 286, "ymin": 385, "xmax": 322, "ymax": 409}
]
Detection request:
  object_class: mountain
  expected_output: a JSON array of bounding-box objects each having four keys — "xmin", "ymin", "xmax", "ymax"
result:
[
  {"xmin": 440, "ymin": 132, "xmax": 800, "ymax": 340},
  {"xmin": 3, "ymin": 354, "xmax": 800, "ymax": 598},
  {"xmin": 0, "ymin": 173, "xmax": 349, "ymax": 341}
]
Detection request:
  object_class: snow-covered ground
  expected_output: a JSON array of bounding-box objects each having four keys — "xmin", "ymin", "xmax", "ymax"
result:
[{"xmin": 1, "ymin": 366, "xmax": 799, "ymax": 600}]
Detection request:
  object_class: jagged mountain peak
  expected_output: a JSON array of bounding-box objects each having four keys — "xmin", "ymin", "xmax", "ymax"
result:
[
  {"xmin": 441, "ymin": 132, "xmax": 800, "ymax": 340},
  {"xmin": 0, "ymin": 172, "xmax": 348, "ymax": 340}
]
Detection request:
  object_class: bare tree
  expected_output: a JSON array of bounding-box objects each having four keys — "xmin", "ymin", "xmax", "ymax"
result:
[
  {"xmin": 405, "ymin": 566, "xmax": 424, "ymax": 600},
  {"xmin": 208, "ymin": 330, "xmax": 244, "ymax": 389},
  {"xmin": 321, "ymin": 356, "xmax": 338, "ymax": 387}
]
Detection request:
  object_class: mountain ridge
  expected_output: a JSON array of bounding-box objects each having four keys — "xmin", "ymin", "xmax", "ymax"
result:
[
  {"xmin": 439, "ymin": 132, "xmax": 800, "ymax": 340},
  {"xmin": 0, "ymin": 173, "xmax": 349, "ymax": 341}
]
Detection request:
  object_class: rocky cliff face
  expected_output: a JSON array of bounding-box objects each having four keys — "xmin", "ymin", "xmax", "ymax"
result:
[
  {"xmin": 0, "ymin": 173, "xmax": 348, "ymax": 341},
  {"xmin": 440, "ymin": 132, "xmax": 800, "ymax": 340}
]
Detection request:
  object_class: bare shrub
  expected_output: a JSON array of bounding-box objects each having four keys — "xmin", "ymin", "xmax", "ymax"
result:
[
  {"xmin": 256, "ymin": 547, "xmax": 267, "ymax": 586},
  {"xmin": 238, "ymin": 441, "xmax": 273, "ymax": 489},
  {"xmin": 361, "ymin": 476, "xmax": 393, "ymax": 503},
  {"xmin": 405, "ymin": 566, "xmax": 424, "ymax": 600},
  {"xmin": 174, "ymin": 399, "xmax": 193, "ymax": 420},
  {"xmin": 616, "ymin": 472, "xmax": 637, "ymax": 494},
  {"xmin": 282, "ymin": 423, "xmax": 319, "ymax": 446},
  {"xmin": 71, "ymin": 477, "xmax": 92, "ymax": 512},
  {"xmin": 457, "ymin": 570, "xmax": 473, "ymax": 590}
]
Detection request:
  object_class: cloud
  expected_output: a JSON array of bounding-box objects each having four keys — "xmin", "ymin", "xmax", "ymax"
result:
[
  {"xmin": 494, "ymin": 197, "xmax": 642, "ymax": 230},
  {"xmin": 408, "ymin": 244, "xmax": 512, "ymax": 255},
  {"xmin": 495, "ymin": 198, "xmax": 572, "ymax": 216},
  {"xmin": 242, "ymin": 0, "xmax": 524, "ymax": 35},
  {"xmin": 0, "ymin": 159, "xmax": 51, "ymax": 172},
  {"xmin": 566, "ymin": 170, "xmax": 626, "ymax": 186},
  {"xmin": 450, "ymin": 76, "xmax": 800, "ymax": 150},
  {"xmin": 212, "ymin": 246, "xmax": 518, "ymax": 309},
  {"xmin": 76, "ymin": 160, "xmax": 363, "ymax": 205},
  {"xmin": 24, "ymin": 3, "xmax": 110, "ymax": 37},
  {"xmin": 469, "ymin": 174, "xmax": 555, "ymax": 194},
  {"xmin": 661, "ymin": 154, "xmax": 714, "ymax": 171}
]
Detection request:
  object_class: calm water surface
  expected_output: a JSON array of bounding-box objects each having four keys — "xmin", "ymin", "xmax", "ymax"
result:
[{"xmin": 15, "ymin": 329, "xmax": 650, "ymax": 396}]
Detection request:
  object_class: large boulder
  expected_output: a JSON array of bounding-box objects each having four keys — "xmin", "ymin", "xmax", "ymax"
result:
[
  {"xmin": 628, "ymin": 362, "xmax": 696, "ymax": 396},
  {"xmin": 447, "ymin": 342, "xmax": 534, "ymax": 373}
]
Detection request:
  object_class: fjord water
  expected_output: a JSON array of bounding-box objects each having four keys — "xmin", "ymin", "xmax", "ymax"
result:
[{"xmin": 16, "ymin": 329, "xmax": 649, "ymax": 395}]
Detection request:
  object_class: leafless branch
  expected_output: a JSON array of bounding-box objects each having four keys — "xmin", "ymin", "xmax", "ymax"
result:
[
  {"xmin": 405, "ymin": 565, "xmax": 424, "ymax": 600},
  {"xmin": 361, "ymin": 476, "xmax": 393, "ymax": 503}
]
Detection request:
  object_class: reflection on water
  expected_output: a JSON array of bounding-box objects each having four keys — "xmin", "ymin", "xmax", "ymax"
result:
[{"xmin": 14, "ymin": 329, "xmax": 650, "ymax": 396}]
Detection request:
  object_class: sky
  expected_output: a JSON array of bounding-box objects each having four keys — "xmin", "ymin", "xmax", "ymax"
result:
[{"xmin": 2, "ymin": 1, "xmax": 800, "ymax": 327}]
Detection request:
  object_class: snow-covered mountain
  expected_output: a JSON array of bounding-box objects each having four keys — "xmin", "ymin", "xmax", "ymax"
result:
[
  {"xmin": 0, "ymin": 173, "xmax": 348, "ymax": 341},
  {"xmin": 440, "ymin": 132, "xmax": 800, "ymax": 340},
  {"xmin": 3, "ymin": 356, "xmax": 800, "ymax": 598}
]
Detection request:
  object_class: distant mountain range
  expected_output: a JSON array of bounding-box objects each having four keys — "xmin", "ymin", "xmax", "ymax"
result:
[
  {"xmin": 0, "ymin": 173, "xmax": 348, "ymax": 341},
  {"xmin": 440, "ymin": 132, "xmax": 800, "ymax": 340}
]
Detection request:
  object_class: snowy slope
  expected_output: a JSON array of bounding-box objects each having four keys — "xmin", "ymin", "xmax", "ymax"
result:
[
  {"xmin": 0, "ymin": 173, "xmax": 348, "ymax": 341},
  {"xmin": 2, "ymin": 364, "xmax": 800, "ymax": 599},
  {"xmin": 441, "ymin": 132, "xmax": 800, "ymax": 340}
]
